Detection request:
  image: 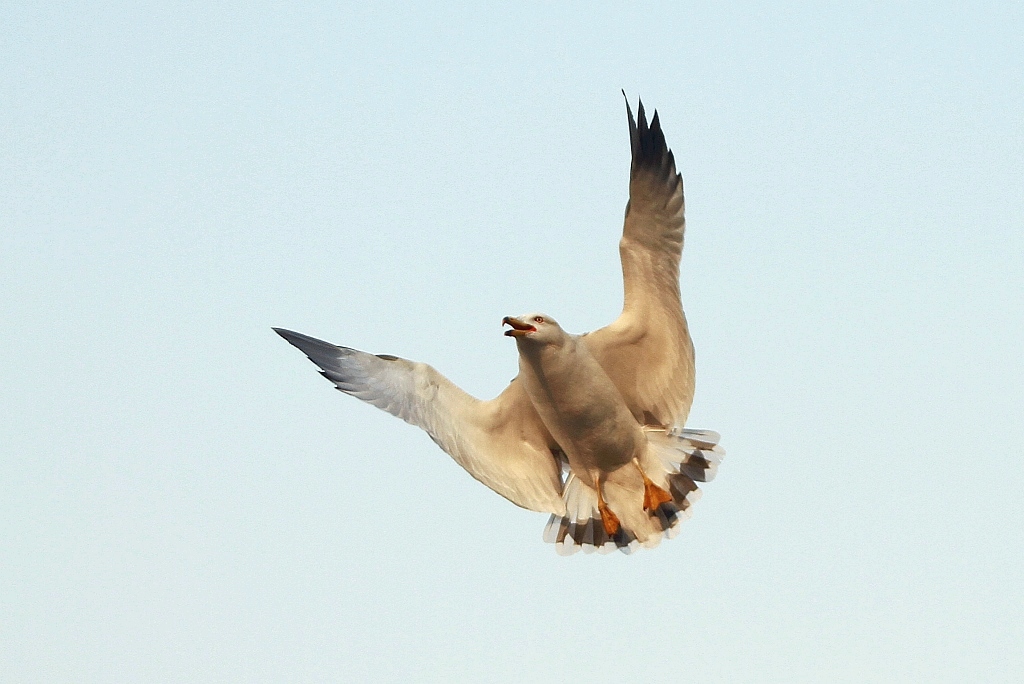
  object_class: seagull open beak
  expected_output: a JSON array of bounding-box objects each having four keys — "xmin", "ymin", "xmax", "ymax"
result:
[{"xmin": 503, "ymin": 316, "xmax": 537, "ymax": 337}]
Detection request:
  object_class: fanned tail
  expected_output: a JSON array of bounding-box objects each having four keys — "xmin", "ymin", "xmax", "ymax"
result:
[
  {"xmin": 645, "ymin": 426, "xmax": 722, "ymax": 526},
  {"xmin": 542, "ymin": 473, "xmax": 639, "ymax": 556},
  {"xmin": 541, "ymin": 428, "xmax": 724, "ymax": 556},
  {"xmin": 647, "ymin": 427, "xmax": 724, "ymax": 484}
]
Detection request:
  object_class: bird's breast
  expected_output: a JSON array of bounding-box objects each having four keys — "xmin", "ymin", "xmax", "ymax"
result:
[{"xmin": 517, "ymin": 341, "xmax": 642, "ymax": 473}]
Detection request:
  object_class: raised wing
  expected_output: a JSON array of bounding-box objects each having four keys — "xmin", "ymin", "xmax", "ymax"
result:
[
  {"xmin": 274, "ymin": 328, "xmax": 566, "ymax": 514},
  {"xmin": 583, "ymin": 96, "xmax": 696, "ymax": 428}
]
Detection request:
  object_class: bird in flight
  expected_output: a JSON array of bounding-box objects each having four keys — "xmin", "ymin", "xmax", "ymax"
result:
[{"xmin": 275, "ymin": 95, "xmax": 723, "ymax": 554}]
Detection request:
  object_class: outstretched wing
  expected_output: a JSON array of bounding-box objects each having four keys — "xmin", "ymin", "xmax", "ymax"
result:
[
  {"xmin": 583, "ymin": 96, "xmax": 696, "ymax": 428},
  {"xmin": 274, "ymin": 328, "xmax": 566, "ymax": 514}
]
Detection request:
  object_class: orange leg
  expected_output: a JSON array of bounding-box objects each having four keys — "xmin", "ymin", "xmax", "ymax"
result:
[
  {"xmin": 634, "ymin": 458, "xmax": 672, "ymax": 512},
  {"xmin": 595, "ymin": 476, "xmax": 620, "ymax": 536}
]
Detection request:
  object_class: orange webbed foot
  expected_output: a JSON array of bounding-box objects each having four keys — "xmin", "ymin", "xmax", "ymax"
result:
[
  {"xmin": 595, "ymin": 475, "xmax": 621, "ymax": 536},
  {"xmin": 642, "ymin": 479, "xmax": 673, "ymax": 512},
  {"xmin": 598, "ymin": 501, "xmax": 621, "ymax": 536}
]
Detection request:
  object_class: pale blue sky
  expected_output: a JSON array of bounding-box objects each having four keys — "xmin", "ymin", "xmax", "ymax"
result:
[{"xmin": 3, "ymin": 2, "xmax": 1022, "ymax": 682}]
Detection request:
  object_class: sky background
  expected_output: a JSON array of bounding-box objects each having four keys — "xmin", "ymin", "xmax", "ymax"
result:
[{"xmin": 3, "ymin": 2, "xmax": 1023, "ymax": 682}]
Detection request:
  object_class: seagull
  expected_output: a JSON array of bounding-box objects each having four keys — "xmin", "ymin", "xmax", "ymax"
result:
[{"xmin": 274, "ymin": 95, "xmax": 723, "ymax": 554}]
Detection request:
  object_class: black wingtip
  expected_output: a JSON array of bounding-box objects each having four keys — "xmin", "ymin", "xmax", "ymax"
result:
[
  {"xmin": 272, "ymin": 326, "xmax": 344, "ymax": 360},
  {"xmin": 623, "ymin": 91, "xmax": 638, "ymax": 157},
  {"xmin": 273, "ymin": 327, "xmax": 301, "ymax": 344},
  {"xmin": 623, "ymin": 94, "xmax": 675, "ymax": 179}
]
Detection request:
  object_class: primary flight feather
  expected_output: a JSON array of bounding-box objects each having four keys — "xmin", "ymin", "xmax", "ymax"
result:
[{"xmin": 275, "ymin": 96, "xmax": 723, "ymax": 554}]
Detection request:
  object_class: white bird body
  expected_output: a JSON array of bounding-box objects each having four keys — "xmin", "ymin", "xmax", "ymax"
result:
[
  {"xmin": 511, "ymin": 317, "xmax": 641, "ymax": 486},
  {"xmin": 275, "ymin": 96, "xmax": 724, "ymax": 554}
]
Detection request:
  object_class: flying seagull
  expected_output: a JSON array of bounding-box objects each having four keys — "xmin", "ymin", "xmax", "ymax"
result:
[{"xmin": 275, "ymin": 96, "xmax": 723, "ymax": 554}]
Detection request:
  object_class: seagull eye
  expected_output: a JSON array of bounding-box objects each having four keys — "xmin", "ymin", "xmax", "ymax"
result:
[{"xmin": 534, "ymin": 316, "xmax": 544, "ymax": 323}]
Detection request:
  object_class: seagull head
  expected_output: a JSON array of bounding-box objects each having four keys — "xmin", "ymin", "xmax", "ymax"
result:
[{"xmin": 503, "ymin": 314, "xmax": 562, "ymax": 344}]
